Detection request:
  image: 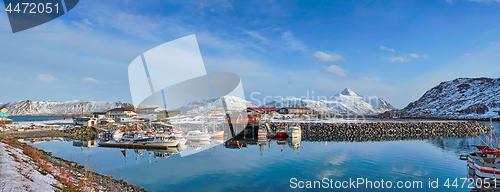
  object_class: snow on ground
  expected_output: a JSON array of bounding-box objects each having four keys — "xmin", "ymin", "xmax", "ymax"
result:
[{"xmin": 0, "ymin": 142, "xmax": 61, "ymax": 191}]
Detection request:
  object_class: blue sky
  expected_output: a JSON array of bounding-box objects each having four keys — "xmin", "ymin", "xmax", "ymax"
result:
[{"xmin": 1, "ymin": 0, "xmax": 500, "ymax": 108}]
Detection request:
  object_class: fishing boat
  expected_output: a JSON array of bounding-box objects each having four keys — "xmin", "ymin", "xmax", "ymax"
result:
[
  {"xmin": 185, "ymin": 130, "xmax": 211, "ymax": 141},
  {"xmin": 276, "ymin": 136, "xmax": 287, "ymax": 145},
  {"xmin": 210, "ymin": 130, "xmax": 224, "ymax": 139},
  {"xmin": 467, "ymin": 118, "xmax": 500, "ymax": 179},
  {"xmin": 146, "ymin": 134, "xmax": 181, "ymax": 147},
  {"xmin": 112, "ymin": 128, "xmax": 125, "ymax": 138},
  {"xmin": 165, "ymin": 128, "xmax": 184, "ymax": 135},
  {"xmin": 276, "ymin": 127, "xmax": 288, "ymax": 137},
  {"xmin": 170, "ymin": 134, "xmax": 188, "ymax": 145},
  {"xmin": 467, "ymin": 145, "xmax": 500, "ymax": 179},
  {"xmin": 258, "ymin": 127, "xmax": 267, "ymax": 142},
  {"xmin": 121, "ymin": 133, "xmax": 150, "ymax": 142},
  {"xmin": 287, "ymin": 126, "xmax": 301, "ymax": 138}
]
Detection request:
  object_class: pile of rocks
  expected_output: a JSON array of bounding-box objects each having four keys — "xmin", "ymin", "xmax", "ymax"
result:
[{"xmin": 271, "ymin": 121, "xmax": 490, "ymax": 142}]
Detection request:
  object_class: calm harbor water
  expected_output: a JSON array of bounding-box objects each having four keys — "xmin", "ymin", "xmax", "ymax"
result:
[
  {"xmin": 29, "ymin": 121, "xmax": 499, "ymax": 192},
  {"xmin": 9, "ymin": 116, "xmax": 64, "ymax": 122}
]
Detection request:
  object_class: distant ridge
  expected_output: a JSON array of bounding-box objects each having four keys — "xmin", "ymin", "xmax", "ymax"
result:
[
  {"xmin": 399, "ymin": 77, "xmax": 500, "ymax": 119},
  {"xmin": 0, "ymin": 100, "xmax": 134, "ymax": 116},
  {"xmin": 177, "ymin": 96, "xmax": 257, "ymax": 114},
  {"xmin": 262, "ymin": 88, "xmax": 395, "ymax": 115}
]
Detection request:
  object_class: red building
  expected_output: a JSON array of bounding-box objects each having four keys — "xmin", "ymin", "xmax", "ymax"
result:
[
  {"xmin": 278, "ymin": 107, "xmax": 310, "ymax": 114},
  {"xmin": 225, "ymin": 112, "xmax": 259, "ymax": 123},
  {"xmin": 246, "ymin": 107, "xmax": 279, "ymax": 114}
]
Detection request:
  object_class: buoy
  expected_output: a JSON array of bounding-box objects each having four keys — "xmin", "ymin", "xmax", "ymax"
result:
[{"xmin": 302, "ymin": 146, "xmax": 304, "ymax": 149}]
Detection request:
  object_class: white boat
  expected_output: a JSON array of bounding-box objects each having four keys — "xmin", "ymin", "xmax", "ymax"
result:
[
  {"xmin": 121, "ymin": 133, "xmax": 150, "ymax": 142},
  {"xmin": 185, "ymin": 130, "xmax": 211, "ymax": 141},
  {"xmin": 168, "ymin": 134, "xmax": 188, "ymax": 145},
  {"xmin": 147, "ymin": 134, "xmax": 179, "ymax": 147},
  {"xmin": 209, "ymin": 130, "xmax": 224, "ymax": 138},
  {"xmin": 468, "ymin": 145, "xmax": 500, "ymax": 178},
  {"xmin": 166, "ymin": 128, "xmax": 184, "ymax": 135},
  {"xmin": 287, "ymin": 126, "xmax": 301, "ymax": 138},
  {"xmin": 112, "ymin": 129, "xmax": 124, "ymax": 138}
]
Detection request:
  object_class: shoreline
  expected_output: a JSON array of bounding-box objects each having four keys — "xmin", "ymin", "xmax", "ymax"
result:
[{"xmin": 0, "ymin": 138, "xmax": 148, "ymax": 192}]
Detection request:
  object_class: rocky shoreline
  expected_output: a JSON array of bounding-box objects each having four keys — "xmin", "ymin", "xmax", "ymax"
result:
[
  {"xmin": 0, "ymin": 138, "xmax": 149, "ymax": 192},
  {"xmin": 5, "ymin": 126, "xmax": 98, "ymax": 140}
]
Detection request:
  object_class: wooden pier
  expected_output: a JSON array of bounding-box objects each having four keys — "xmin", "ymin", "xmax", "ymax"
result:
[{"xmin": 98, "ymin": 142, "xmax": 169, "ymax": 149}]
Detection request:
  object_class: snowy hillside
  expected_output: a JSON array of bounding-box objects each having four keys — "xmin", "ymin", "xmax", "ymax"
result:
[
  {"xmin": 400, "ymin": 77, "xmax": 500, "ymax": 119},
  {"xmin": 262, "ymin": 98, "xmax": 338, "ymax": 114},
  {"xmin": 0, "ymin": 100, "xmax": 134, "ymax": 116},
  {"xmin": 263, "ymin": 88, "xmax": 395, "ymax": 115},
  {"xmin": 176, "ymin": 96, "xmax": 257, "ymax": 114}
]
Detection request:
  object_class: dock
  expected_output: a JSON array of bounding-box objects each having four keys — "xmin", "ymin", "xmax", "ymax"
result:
[{"xmin": 98, "ymin": 142, "xmax": 169, "ymax": 149}]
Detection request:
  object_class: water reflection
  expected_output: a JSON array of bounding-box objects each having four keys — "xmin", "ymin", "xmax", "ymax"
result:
[
  {"xmin": 72, "ymin": 140, "xmax": 97, "ymax": 148},
  {"xmin": 22, "ymin": 121, "xmax": 500, "ymax": 192}
]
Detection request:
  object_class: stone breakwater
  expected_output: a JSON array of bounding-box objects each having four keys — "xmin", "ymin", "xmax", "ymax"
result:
[{"xmin": 270, "ymin": 121, "xmax": 490, "ymax": 142}]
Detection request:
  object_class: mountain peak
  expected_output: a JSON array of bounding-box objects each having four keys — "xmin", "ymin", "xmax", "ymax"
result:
[{"xmin": 340, "ymin": 88, "xmax": 359, "ymax": 96}]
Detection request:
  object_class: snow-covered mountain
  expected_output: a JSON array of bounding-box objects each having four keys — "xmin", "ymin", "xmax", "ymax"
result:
[
  {"xmin": 176, "ymin": 96, "xmax": 257, "ymax": 114},
  {"xmin": 262, "ymin": 88, "xmax": 395, "ymax": 115},
  {"xmin": 0, "ymin": 100, "xmax": 134, "ymax": 116},
  {"xmin": 400, "ymin": 77, "xmax": 500, "ymax": 119},
  {"xmin": 262, "ymin": 98, "xmax": 338, "ymax": 114}
]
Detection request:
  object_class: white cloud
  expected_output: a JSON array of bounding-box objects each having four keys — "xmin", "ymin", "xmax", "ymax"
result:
[
  {"xmin": 446, "ymin": 0, "xmax": 453, "ymax": 4},
  {"xmin": 314, "ymin": 51, "xmax": 344, "ymax": 62},
  {"xmin": 409, "ymin": 54, "xmax": 420, "ymax": 58},
  {"xmin": 36, "ymin": 74, "xmax": 57, "ymax": 82},
  {"xmin": 82, "ymin": 77, "xmax": 100, "ymax": 83},
  {"xmin": 282, "ymin": 31, "xmax": 308, "ymax": 52},
  {"xmin": 71, "ymin": 18, "xmax": 93, "ymax": 31},
  {"xmin": 389, "ymin": 57, "xmax": 409, "ymax": 63},
  {"xmin": 464, "ymin": 53, "xmax": 471, "ymax": 56},
  {"xmin": 409, "ymin": 54, "xmax": 428, "ymax": 59},
  {"xmin": 242, "ymin": 30, "xmax": 271, "ymax": 45},
  {"xmin": 322, "ymin": 65, "xmax": 349, "ymax": 77},
  {"xmin": 380, "ymin": 45, "xmax": 395, "ymax": 52}
]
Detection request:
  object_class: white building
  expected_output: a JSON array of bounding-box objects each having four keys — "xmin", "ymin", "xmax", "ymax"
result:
[{"xmin": 107, "ymin": 108, "xmax": 137, "ymax": 119}]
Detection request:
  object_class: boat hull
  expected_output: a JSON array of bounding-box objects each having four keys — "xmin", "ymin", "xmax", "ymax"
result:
[
  {"xmin": 276, "ymin": 132, "xmax": 288, "ymax": 137},
  {"xmin": 468, "ymin": 156, "xmax": 500, "ymax": 179},
  {"xmin": 211, "ymin": 131, "xmax": 224, "ymax": 139}
]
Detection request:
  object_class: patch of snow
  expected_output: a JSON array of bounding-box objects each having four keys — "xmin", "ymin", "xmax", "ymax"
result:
[
  {"xmin": 0, "ymin": 142, "xmax": 61, "ymax": 191},
  {"xmin": 262, "ymin": 88, "xmax": 395, "ymax": 115},
  {"xmin": 401, "ymin": 77, "xmax": 500, "ymax": 119}
]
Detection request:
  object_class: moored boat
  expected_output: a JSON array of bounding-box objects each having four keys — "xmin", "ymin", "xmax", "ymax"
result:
[
  {"xmin": 210, "ymin": 130, "xmax": 224, "ymax": 139},
  {"xmin": 258, "ymin": 127, "xmax": 267, "ymax": 142},
  {"xmin": 121, "ymin": 133, "xmax": 150, "ymax": 142},
  {"xmin": 287, "ymin": 126, "xmax": 301, "ymax": 138},
  {"xmin": 467, "ymin": 145, "xmax": 500, "ymax": 179},
  {"xmin": 185, "ymin": 130, "xmax": 211, "ymax": 141},
  {"xmin": 276, "ymin": 127, "xmax": 288, "ymax": 137},
  {"xmin": 147, "ymin": 134, "xmax": 180, "ymax": 147}
]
